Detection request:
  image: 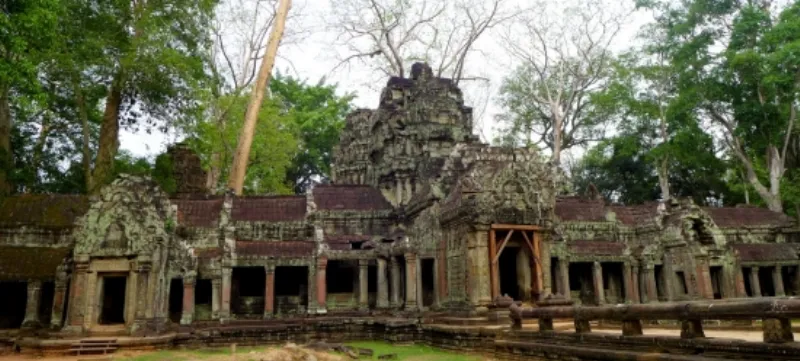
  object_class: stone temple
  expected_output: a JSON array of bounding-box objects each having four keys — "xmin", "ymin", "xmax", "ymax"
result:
[{"xmin": 0, "ymin": 63, "xmax": 798, "ymax": 341}]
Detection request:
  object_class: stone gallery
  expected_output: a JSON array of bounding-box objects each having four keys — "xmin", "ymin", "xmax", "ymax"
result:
[{"xmin": 1, "ymin": 63, "xmax": 798, "ymax": 338}]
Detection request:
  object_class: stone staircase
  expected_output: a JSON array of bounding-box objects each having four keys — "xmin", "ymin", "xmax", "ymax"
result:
[{"xmin": 69, "ymin": 339, "xmax": 119, "ymax": 356}]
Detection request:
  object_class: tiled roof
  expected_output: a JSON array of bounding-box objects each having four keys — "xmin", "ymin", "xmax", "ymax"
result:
[
  {"xmin": 568, "ymin": 241, "xmax": 626, "ymax": 256},
  {"xmin": 609, "ymin": 203, "xmax": 659, "ymax": 226},
  {"xmin": 195, "ymin": 247, "xmax": 223, "ymax": 259},
  {"xmin": 0, "ymin": 246, "xmax": 70, "ymax": 280},
  {"xmin": 324, "ymin": 234, "xmax": 372, "ymax": 250},
  {"xmin": 172, "ymin": 198, "xmax": 224, "ymax": 227},
  {"xmin": 731, "ymin": 243, "xmax": 800, "ymax": 262},
  {"xmin": 232, "ymin": 196, "xmax": 306, "ymax": 222},
  {"xmin": 703, "ymin": 207, "xmax": 794, "ymax": 228},
  {"xmin": 313, "ymin": 185, "xmax": 392, "ymax": 211},
  {"xmin": 236, "ymin": 240, "xmax": 314, "ymax": 257},
  {"xmin": 0, "ymin": 194, "xmax": 89, "ymax": 228},
  {"xmin": 555, "ymin": 197, "xmax": 608, "ymax": 223}
]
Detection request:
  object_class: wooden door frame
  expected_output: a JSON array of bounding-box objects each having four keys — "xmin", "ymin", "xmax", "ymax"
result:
[{"xmin": 488, "ymin": 224, "xmax": 543, "ymax": 301}]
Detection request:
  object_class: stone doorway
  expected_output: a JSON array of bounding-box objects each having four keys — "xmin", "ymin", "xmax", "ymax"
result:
[
  {"xmin": 421, "ymin": 258, "xmax": 435, "ymax": 307},
  {"xmin": 710, "ymin": 266, "xmax": 723, "ymax": 299},
  {"xmin": 98, "ymin": 276, "xmax": 127, "ymax": 325},
  {"xmin": 489, "ymin": 225, "xmax": 542, "ymax": 302},
  {"xmin": 274, "ymin": 266, "xmax": 308, "ymax": 315},
  {"xmin": 232, "ymin": 267, "xmax": 266, "ymax": 316},
  {"xmin": 168, "ymin": 279, "xmax": 183, "ymax": 323},
  {"xmin": 0, "ymin": 281, "xmax": 27, "ymax": 329}
]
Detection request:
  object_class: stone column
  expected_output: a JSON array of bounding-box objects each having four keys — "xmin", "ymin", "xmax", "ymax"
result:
[
  {"xmin": 390, "ymin": 257, "xmax": 401, "ymax": 308},
  {"xmin": 735, "ymin": 266, "xmax": 747, "ymax": 297},
  {"xmin": 432, "ymin": 258, "xmax": 441, "ymax": 307},
  {"xmin": 623, "ymin": 263, "xmax": 636, "ymax": 303},
  {"xmin": 264, "ymin": 265, "xmax": 275, "ymax": 317},
  {"xmin": 644, "ymin": 264, "xmax": 658, "ymax": 303},
  {"xmin": 180, "ymin": 276, "xmax": 195, "ymax": 325},
  {"xmin": 749, "ymin": 267, "xmax": 762, "ymax": 297},
  {"xmin": 22, "ymin": 280, "xmax": 43, "ymax": 328},
  {"xmin": 307, "ymin": 263, "xmax": 318, "ymax": 314},
  {"xmin": 405, "ymin": 254, "xmax": 418, "ymax": 310},
  {"xmin": 557, "ymin": 258, "xmax": 571, "ymax": 300},
  {"xmin": 541, "ymin": 241, "xmax": 552, "ymax": 298},
  {"xmin": 51, "ymin": 270, "xmax": 69, "ymax": 329},
  {"xmin": 211, "ymin": 277, "xmax": 221, "ymax": 319},
  {"xmin": 132, "ymin": 259, "xmax": 152, "ymax": 334},
  {"xmin": 66, "ymin": 259, "xmax": 89, "ymax": 330},
  {"xmin": 773, "ymin": 266, "xmax": 785, "ymax": 297},
  {"xmin": 415, "ymin": 257, "xmax": 423, "ymax": 309},
  {"xmin": 316, "ymin": 257, "xmax": 328, "ymax": 314},
  {"xmin": 592, "ymin": 261, "xmax": 605, "ymax": 305},
  {"xmin": 377, "ymin": 258, "xmax": 389, "ymax": 308},
  {"xmin": 358, "ymin": 260, "xmax": 369, "ymax": 310},
  {"xmin": 695, "ymin": 258, "xmax": 714, "ymax": 299},
  {"xmin": 662, "ymin": 255, "xmax": 676, "ymax": 301},
  {"xmin": 631, "ymin": 264, "xmax": 641, "ymax": 304},
  {"xmin": 219, "ymin": 267, "xmax": 232, "ymax": 321}
]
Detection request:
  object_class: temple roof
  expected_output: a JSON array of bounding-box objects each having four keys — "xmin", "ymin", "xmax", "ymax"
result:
[
  {"xmin": 731, "ymin": 243, "xmax": 800, "ymax": 262},
  {"xmin": 313, "ymin": 184, "xmax": 392, "ymax": 211},
  {"xmin": 235, "ymin": 240, "xmax": 315, "ymax": 257},
  {"xmin": 0, "ymin": 246, "xmax": 69, "ymax": 280},
  {"xmin": 555, "ymin": 197, "xmax": 608, "ymax": 223},
  {"xmin": 568, "ymin": 240, "xmax": 626, "ymax": 256},
  {"xmin": 172, "ymin": 198, "xmax": 224, "ymax": 227},
  {"xmin": 0, "ymin": 194, "xmax": 89, "ymax": 228},
  {"xmin": 231, "ymin": 196, "xmax": 306, "ymax": 222},
  {"xmin": 703, "ymin": 207, "xmax": 794, "ymax": 228}
]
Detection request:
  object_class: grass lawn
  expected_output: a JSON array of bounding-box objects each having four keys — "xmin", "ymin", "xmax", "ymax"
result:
[
  {"xmin": 117, "ymin": 342, "xmax": 485, "ymax": 361},
  {"xmin": 344, "ymin": 341, "xmax": 484, "ymax": 361}
]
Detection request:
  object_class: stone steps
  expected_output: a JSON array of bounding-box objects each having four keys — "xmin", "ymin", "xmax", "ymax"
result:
[{"xmin": 69, "ymin": 339, "xmax": 119, "ymax": 356}]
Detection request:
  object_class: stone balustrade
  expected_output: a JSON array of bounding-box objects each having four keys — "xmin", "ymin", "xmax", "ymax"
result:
[{"xmin": 510, "ymin": 297, "xmax": 800, "ymax": 343}]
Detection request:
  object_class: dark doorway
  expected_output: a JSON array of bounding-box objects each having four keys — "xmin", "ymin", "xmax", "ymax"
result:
[
  {"xmin": 195, "ymin": 279, "xmax": 212, "ymax": 320},
  {"xmin": 0, "ymin": 281, "xmax": 27, "ymax": 328},
  {"xmin": 274, "ymin": 266, "xmax": 308, "ymax": 315},
  {"xmin": 569, "ymin": 262, "xmax": 594, "ymax": 305},
  {"xmin": 603, "ymin": 263, "xmax": 625, "ymax": 303},
  {"xmin": 168, "ymin": 279, "xmax": 183, "ymax": 323},
  {"xmin": 710, "ymin": 266, "xmax": 723, "ymax": 299},
  {"xmin": 421, "ymin": 259, "xmax": 435, "ymax": 307},
  {"xmin": 326, "ymin": 261, "xmax": 355, "ymax": 294},
  {"xmin": 743, "ymin": 267, "xmax": 754, "ymax": 297},
  {"xmin": 550, "ymin": 257, "xmax": 559, "ymax": 295},
  {"xmin": 368, "ymin": 264, "xmax": 377, "ymax": 308},
  {"xmin": 783, "ymin": 266, "xmax": 798, "ymax": 296},
  {"xmin": 38, "ymin": 281, "xmax": 55, "ymax": 325},
  {"xmin": 675, "ymin": 272, "xmax": 689, "ymax": 295},
  {"xmin": 654, "ymin": 265, "xmax": 665, "ymax": 300},
  {"xmin": 759, "ymin": 267, "xmax": 776, "ymax": 297},
  {"xmin": 99, "ymin": 276, "xmax": 126, "ymax": 325},
  {"xmin": 232, "ymin": 267, "xmax": 266, "ymax": 316},
  {"xmin": 499, "ymin": 247, "xmax": 521, "ymax": 300}
]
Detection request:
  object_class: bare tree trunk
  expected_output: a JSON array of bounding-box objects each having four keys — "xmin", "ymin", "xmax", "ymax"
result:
[
  {"xmin": 658, "ymin": 158, "xmax": 670, "ymax": 202},
  {"xmin": 0, "ymin": 85, "xmax": 12, "ymax": 196},
  {"xmin": 228, "ymin": 0, "xmax": 292, "ymax": 195},
  {"xmin": 206, "ymin": 152, "xmax": 221, "ymax": 192},
  {"xmin": 74, "ymin": 81, "xmax": 92, "ymax": 192},
  {"xmin": 89, "ymin": 80, "xmax": 123, "ymax": 194}
]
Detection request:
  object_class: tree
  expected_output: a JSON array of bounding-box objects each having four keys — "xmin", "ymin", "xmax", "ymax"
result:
[
  {"xmin": 654, "ymin": 0, "xmax": 800, "ymax": 212},
  {"xmin": 84, "ymin": 0, "xmax": 217, "ymax": 194},
  {"xmin": 497, "ymin": 0, "xmax": 632, "ymax": 167},
  {"xmin": 228, "ymin": 0, "xmax": 292, "ymax": 195},
  {"xmin": 0, "ymin": 0, "xmax": 61, "ymax": 196}
]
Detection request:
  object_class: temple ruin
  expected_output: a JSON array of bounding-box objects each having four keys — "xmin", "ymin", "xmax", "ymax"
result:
[{"xmin": 1, "ymin": 63, "xmax": 799, "ymax": 359}]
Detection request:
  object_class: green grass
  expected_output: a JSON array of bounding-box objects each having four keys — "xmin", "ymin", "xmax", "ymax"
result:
[
  {"xmin": 343, "ymin": 341, "xmax": 483, "ymax": 361},
  {"xmin": 120, "ymin": 346, "xmax": 264, "ymax": 361}
]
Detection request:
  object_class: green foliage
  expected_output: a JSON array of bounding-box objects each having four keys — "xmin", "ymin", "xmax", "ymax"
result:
[
  {"xmin": 111, "ymin": 150, "xmax": 176, "ymax": 195},
  {"xmin": 187, "ymin": 74, "xmax": 353, "ymax": 195}
]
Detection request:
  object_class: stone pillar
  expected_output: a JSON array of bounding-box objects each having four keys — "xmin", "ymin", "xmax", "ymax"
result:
[
  {"xmin": 405, "ymin": 254, "xmax": 418, "ymax": 310},
  {"xmin": 644, "ymin": 265, "xmax": 658, "ymax": 303},
  {"xmin": 316, "ymin": 257, "xmax": 328, "ymax": 314},
  {"xmin": 432, "ymin": 258, "xmax": 440, "ymax": 307},
  {"xmin": 749, "ymin": 267, "xmax": 762, "ymax": 297},
  {"xmin": 662, "ymin": 255, "xmax": 675, "ymax": 301},
  {"xmin": 592, "ymin": 261, "xmax": 605, "ymax": 305},
  {"xmin": 358, "ymin": 260, "xmax": 369, "ymax": 310},
  {"xmin": 180, "ymin": 276, "xmax": 195, "ymax": 325},
  {"xmin": 735, "ymin": 266, "xmax": 747, "ymax": 297},
  {"xmin": 66, "ymin": 259, "xmax": 89, "ymax": 330},
  {"xmin": 22, "ymin": 280, "xmax": 43, "ymax": 328},
  {"xmin": 416, "ymin": 257, "xmax": 423, "ymax": 309},
  {"xmin": 377, "ymin": 258, "xmax": 389, "ymax": 308},
  {"xmin": 264, "ymin": 265, "xmax": 275, "ymax": 317},
  {"xmin": 623, "ymin": 263, "xmax": 636, "ymax": 303},
  {"xmin": 220, "ymin": 267, "xmax": 232, "ymax": 320},
  {"xmin": 541, "ymin": 241, "xmax": 552, "ymax": 298},
  {"xmin": 773, "ymin": 266, "xmax": 785, "ymax": 297},
  {"xmin": 390, "ymin": 257, "xmax": 401, "ymax": 308},
  {"xmin": 211, "ymin": 277, "xmax": 221, "ymax": 319},
  {"xmin": 50, "ymin": 271, "xmax": 69, "ymax": 329},
  {"xmin": 559, "ymin": 258, "xmax": 571, "ymax": 300},
  {"xmin": 307, "ymin": 263, "xmax": 318, "ymax": 314},
  {"xmin": 631, "ymin": 264, "xmax": 640, "ymax": 304},
  {"xmin": 695, "ymin": 258, "xmax": 714, "ymax": 299},
  {"xmin": 132, "ymin": 259, "xmax": 152, "ymax": 334}
]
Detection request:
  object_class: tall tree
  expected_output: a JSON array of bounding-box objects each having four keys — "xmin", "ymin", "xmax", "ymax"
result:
[
  {"xmin": 0, "ymin": 0, "xmax": 61, "ymax": 196},
  {"xmin": 85, "ymin": 0, "xmax": 217, "ymax": 193},
  {"xmin": 497, "ymin": 0, "xmax": 632, "ymax": 167},
  {"xmin": 228, "ymin": 0, "xmax": 292, "ymax": 195},
  {"xmin": 653, "ymin": 0, "xmax": 800, "ymax": 212}
]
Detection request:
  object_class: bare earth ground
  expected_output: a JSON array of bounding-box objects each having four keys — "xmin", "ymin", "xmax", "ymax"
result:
[{"xmin": 0, "ymin": 327, "xmax": 786, "ymax": 361}]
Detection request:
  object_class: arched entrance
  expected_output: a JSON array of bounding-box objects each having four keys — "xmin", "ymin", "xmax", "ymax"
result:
[{"xmin": 489, "ymin": 224, "xmax": 543, "ymax": 302}]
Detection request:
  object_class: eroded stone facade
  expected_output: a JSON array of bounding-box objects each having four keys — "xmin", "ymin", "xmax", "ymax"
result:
[{"xmin": 0, "ymin": 63, "xmax": 799, "ymax": 338}]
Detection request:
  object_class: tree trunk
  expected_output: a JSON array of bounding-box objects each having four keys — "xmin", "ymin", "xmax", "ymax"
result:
[
  {"xmin": 74, "ymin": 82, "xmax": 92, "ymax": 192},
  {"xmin": 658, "ymin": 157, "xmax": 670, "ymax": 202},
  {"xmin": 89, "ymin": 81, "xmax": 123, "ymax": 194},
  {"xmin": 227, "ymin": 0, "xmax": 292, "ymax": 195},
  {"xmin": 0, "ymin": 85, "xmax": 12, "ymax": 196}
]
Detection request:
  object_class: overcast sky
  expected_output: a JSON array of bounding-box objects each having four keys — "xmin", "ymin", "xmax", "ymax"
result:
[{"xmin": 120, "ymin": 0, "xmax": 651, "ymax": 160}]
